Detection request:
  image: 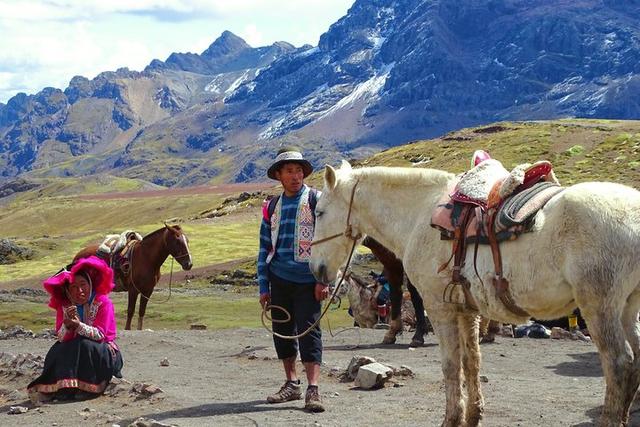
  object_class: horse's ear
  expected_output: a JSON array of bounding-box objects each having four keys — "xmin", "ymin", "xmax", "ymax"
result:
[
  {"xmin": 324, "ymin": 165, "xmax": 337, "ymax": 190},
  {"xmin": 164, "ymin": 221, "xmax": 170, "ymax": 230},
  {"xmin": 340, "ymin": 159, "xmax": 352, "ymax": 171}
]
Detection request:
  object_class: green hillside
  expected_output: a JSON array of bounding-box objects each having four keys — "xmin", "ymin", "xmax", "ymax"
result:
[{"xmin": 353, "ymin": 119, "xmax": 640, "ymax": 188}]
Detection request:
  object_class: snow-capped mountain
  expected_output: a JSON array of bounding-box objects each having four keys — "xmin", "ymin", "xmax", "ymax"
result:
[{"xmin": 2, "ymin": 0, "xmax": 640, "ymax": 185}]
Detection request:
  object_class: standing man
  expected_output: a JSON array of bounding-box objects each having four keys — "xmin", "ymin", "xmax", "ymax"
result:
[{"xmin": 258, "ymin": 147, "xmax": 329, "ymax": 413}]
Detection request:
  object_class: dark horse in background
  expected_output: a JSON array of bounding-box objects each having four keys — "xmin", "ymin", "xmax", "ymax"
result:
[
  {"xmin": 74, "ymin": 224, "xmax": 193, "ymax": 330},
  {"xmin": 362, "ymin": 236, "xmax": 432, "ymax": 347}
]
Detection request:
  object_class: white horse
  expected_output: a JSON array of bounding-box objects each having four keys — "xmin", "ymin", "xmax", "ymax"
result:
[{"xmin": 310, "ymin": 161, "xmax": 640, "ymax": 427}]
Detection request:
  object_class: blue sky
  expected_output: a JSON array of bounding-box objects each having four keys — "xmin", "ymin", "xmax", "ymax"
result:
[{"xmin": 0, "ymin": 0, "xmax": 354, "ymax": 103}]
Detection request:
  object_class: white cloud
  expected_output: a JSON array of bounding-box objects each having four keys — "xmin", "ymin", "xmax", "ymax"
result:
[
  {"xmin": 240, "ymin": 24, "xmax": 264, "ymax": 47},
  {"xmin": 0, "ymin": 0, "xmax": 354, "ymax": 103}
]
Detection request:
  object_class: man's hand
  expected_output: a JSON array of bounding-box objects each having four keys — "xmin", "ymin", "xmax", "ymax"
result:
[
  {"xmin": 315, "ymin": 283, "xmax": 330, "ymax": 302},
  {"xmin": 259, "ymin": 292, "xmax": 271, "ymax": 308}
]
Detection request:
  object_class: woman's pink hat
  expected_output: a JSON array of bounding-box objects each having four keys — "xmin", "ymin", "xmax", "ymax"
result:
[{"xmin": 43, "ymin": 256, "xmax": 115, "ymax": 308}]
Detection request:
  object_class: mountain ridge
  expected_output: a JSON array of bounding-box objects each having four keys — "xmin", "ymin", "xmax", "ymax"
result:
[{"xmin": 2, "ymin": 0, "xmax": 640, "ymax": 186}]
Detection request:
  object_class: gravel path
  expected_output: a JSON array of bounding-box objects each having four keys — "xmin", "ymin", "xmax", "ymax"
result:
[{"xmin": 0, "ymin": 328, "xmax": 635, "ymax": 426}]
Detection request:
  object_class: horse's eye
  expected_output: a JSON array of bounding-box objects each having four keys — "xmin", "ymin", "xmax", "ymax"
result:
[{"xmin": 316, "ymin": 210, "xmax": 324, "ymax": 218}]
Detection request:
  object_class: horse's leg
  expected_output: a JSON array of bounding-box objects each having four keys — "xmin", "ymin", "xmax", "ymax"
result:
[
  {"xmin": 138, "ymin": 291, "xmax": 152, "ymax": 330},
  {"xmin": 622, "ymin": 290, "xmax": 640, "ymax": 413},
  {"xmin": 125, "ymin": 288, "xmax": 138, "ymax": 331},
  {"xmin": 382, "ymin": 273, "xmax": 403, "ymax": 345},
  {"xmin": 480, "ymin": 319, "xmax": 501, "ymax": 344},
  {"xmin": 459, "ymin": 313, "xmax": 483, "ymax": 426},
  {"xmin": 622, "ymin": 290, "xmax": 640, "ymax": 360},
  {"xmin": 408, "ymin": 281, "xmax": 430, "ymax": 346},
  {"xmin": 430, "ymin": 308, "xmax": 465, "ymax": 427},
  {"xmin": 581, "ymin": 305, "xmax": 637, "ymax": 426}
]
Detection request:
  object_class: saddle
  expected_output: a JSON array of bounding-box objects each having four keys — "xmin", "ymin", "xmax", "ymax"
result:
[
  {"xmin": 96, "ymin": 231, "xmax": 142, "ymax": 289},
  {"xmin": 431, "ymin": 151, "xmax": 563, "ymax": 317}
]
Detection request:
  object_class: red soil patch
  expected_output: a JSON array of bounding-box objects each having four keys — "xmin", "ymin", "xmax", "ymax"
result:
[{"xmin": 78, "ymin": 182, "xmax": 276, "ymax": 201}]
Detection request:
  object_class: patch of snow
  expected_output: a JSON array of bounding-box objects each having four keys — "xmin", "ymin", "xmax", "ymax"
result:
[
  {"xmin": 298, "ymin": 47, "xmax": 319, "ymax": 58},
  {"xmin": 204, "ymin": 76, "xmax": 225, "ymax": 94},
  {"xmin": 348, "ymin": 50, "xmax": 371, "ymax": 63},
  {"xmin": 315, "ymin": 62, "xmax": 395, "ymax": 121},
  {"xmin": 378, "ymin": 7, "xmax": 395, "ymax": 21},
  {"xmin": 603, "ymin": 32, "xmax": 616, "ymax": 49},
  {"xmin": 259, "ymin": 115, "xmax": 287, "ymax": 140},
  {"xmin": 225, "ymin": 70, "xmax": 251, "ymax": 96},
  {"xmin": 369, "ymin": 36, "xmax": 386, "ymax": 50}
]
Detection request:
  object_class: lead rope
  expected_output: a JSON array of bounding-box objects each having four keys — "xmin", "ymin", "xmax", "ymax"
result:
[
  {"xmin": 261, "ymin": 181, "xmax": 361, "ymax": 340},
  {"xmin": 261, "ymin": 238, "xmax": 358, "ymax": 339}
]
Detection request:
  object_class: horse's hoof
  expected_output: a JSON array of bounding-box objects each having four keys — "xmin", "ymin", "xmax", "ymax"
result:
[
  {"xmin": 480, "ymin": 335, "xmax": 496, "ymax": 344},
  {"xmin": 409, "ymin": 339, "xmax": 424, "ymax": 347},
  {"xmin": 382, "ymin": 336, "xmax": 396, "ymax": 345}
]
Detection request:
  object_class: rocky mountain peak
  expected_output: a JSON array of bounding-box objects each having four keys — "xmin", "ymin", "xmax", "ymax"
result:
[
  {"xmin": 201, "ymin": 31, "xmax": 251, "ymax": 58},
  {"xmin": 3, "ymin": 0, "xmax": 640, "ymax": 185}
]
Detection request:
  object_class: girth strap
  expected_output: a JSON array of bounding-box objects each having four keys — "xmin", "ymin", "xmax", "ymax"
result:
[
  {"xmin": 486, "ymin": 184, "xmax": 531, "ymax": 317},
  {"xmin": 441, "ymin": 204, "xmax": 479, "ymax": 312}
]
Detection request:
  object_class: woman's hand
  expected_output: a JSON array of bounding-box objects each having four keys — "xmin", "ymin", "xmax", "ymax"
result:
[
  {"xmin": 314, "ymin": 283, "xmax": 330, "ymax": 302},
  {"xmin": 63, "ymin": 317, "xmax": 80, "ymax": 330},
  {"xmin": 64, "ymin": 305, "xmax": 78, "ymax": 319}
]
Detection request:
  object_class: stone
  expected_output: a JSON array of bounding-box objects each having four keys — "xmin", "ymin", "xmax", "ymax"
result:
[
  {"xmin": 189, "ymin": 324, "xmax": 207, "ymax": 330},
  {"xmin": 354, "ymin": 362, "xmax": 393, "ymax": 389},
  {"xmin": 387, "ymin": 364, "xmax": 415, "ymax": 377},
  {"xmin": 346, "ymin": 355, "xmax": 376, "ymax": 380},
  {"xmin": 128, "ymin": 417, "xmax": 176, "ymax": 427},
  {"xmin": 159, "ymin": 358, "xmax": 170, "ymax": 367},
  {"xmin": 131, "ymin": 382, "xmax": 164, "ymax": 396},
  {"xmin": 7, "ymin": 406, "xmax": 28, "ymax": 414},
  {"xmin": 480, "ymin": 375, "xmax": 489, "ymax": 383},
  {"xmin": 550, "ymin": 327, "xmax": 572, "ymax": 340}
]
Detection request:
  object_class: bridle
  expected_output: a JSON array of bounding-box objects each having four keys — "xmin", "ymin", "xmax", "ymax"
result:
[
  {"xmin": 163, "ymin": 229, "xmax": 191, "ymax": 264},
  {"xmin": 261, "ymin": 180, "xmax": 362, "ymax": 340},
  {"xmin": 310, "ymin": 180, "xmax": 362, "ymax": 246}
]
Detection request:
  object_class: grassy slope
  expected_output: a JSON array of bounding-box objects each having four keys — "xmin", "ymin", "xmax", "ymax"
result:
[
  {"xmin": 353, "ymin": 119, "xmax": 640, "ymax": 187},
  {"xmin": 0, "ymin": 292, "xmax": 353, "ymax": 331}
]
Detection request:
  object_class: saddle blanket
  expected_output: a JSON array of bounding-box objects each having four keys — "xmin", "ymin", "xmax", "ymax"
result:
[{"xmin": 431, "ymin": 181, "xmax": 564, "ymax": 244}]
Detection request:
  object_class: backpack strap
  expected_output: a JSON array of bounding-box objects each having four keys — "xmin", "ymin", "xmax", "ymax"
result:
[
  {"xmin": 263, "ymin": 187, "xmax": 318, "ymax": 223},
  {"xmin": 308, "ymin": 188, "xmax": 318, "ymax": 212},
  {"xmin": 267, "ymin": 195, "xmax": 280, "ymax": 221}
]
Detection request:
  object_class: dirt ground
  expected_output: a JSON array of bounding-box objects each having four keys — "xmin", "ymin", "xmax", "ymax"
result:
[{"xmin": 1, "ymin": 327, "xmax": 637, "ymax": 427}]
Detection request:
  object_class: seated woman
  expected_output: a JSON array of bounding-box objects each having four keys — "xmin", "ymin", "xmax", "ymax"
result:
[{"xmin": 28, "ymin": 256, "xmax": 123, "ymax": 401}]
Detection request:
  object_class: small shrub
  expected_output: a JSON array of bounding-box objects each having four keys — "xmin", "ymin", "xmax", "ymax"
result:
[{"xmin": 565, "ymin": 145, "xmax": 584, "ymax": 156}]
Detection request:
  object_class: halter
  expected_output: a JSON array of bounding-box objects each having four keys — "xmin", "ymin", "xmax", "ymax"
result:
[
  {"xmin": 310, "ymin": 179, "xmax": 362, "ymax": 246},
  {"xmin": 163, "ymin": 229, "xmax": 191, "ymax": 263}
]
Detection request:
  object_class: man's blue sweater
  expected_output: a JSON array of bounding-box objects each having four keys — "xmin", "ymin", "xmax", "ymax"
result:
[{"xmin": 257, "ymin": 186, "xmax": 316, "ymax": 294}]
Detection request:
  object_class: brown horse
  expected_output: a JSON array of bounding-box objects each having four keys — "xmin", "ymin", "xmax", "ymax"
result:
[
  {"xmin": 361, "ymin": 236, "xmax": 432, "ymax": 347},
  {"xmin": 74, "ymin": 224, "xmax": 193, "ymax": 330}
]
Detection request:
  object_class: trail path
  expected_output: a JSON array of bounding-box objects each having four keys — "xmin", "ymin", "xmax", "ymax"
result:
[{"xmin": 0, "ymin": 328, "xmax": 634, "ymax": 426}]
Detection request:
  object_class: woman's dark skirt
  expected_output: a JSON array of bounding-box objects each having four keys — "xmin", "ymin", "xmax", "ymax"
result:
[{"xmin": 28, "ymin": 337, "xmax": 123, "ymax": 395}]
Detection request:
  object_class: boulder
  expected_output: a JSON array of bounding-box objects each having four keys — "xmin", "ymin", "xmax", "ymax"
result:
[
  {"xmin": 346, "ymin": 355, "xmax": 376, "ymax": 380},
  {"xmin": 354, "ymin": 363, "xmax": 393, "ymax": 389}
]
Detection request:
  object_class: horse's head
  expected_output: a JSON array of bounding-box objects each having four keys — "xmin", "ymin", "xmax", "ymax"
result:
[
  {"xmin": 310, "ymin": 160, "xmax": 363, "ymax": 284},
  {"xmin": 164, "ymin": 224, "xmax": 193, "ymax": 271},
  {"xmin": 342, "ymin": 272, "xmax": 379, "ymax": 329}
]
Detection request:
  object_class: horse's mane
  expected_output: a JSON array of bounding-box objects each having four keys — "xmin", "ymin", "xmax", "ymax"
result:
[
  {"xmin": 143, "ymin": 224, "xmax": 181, "ymax": 240},
  {"xmin": 350, "ymin": 166, "xmax": 454, "ymax": 188}
]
